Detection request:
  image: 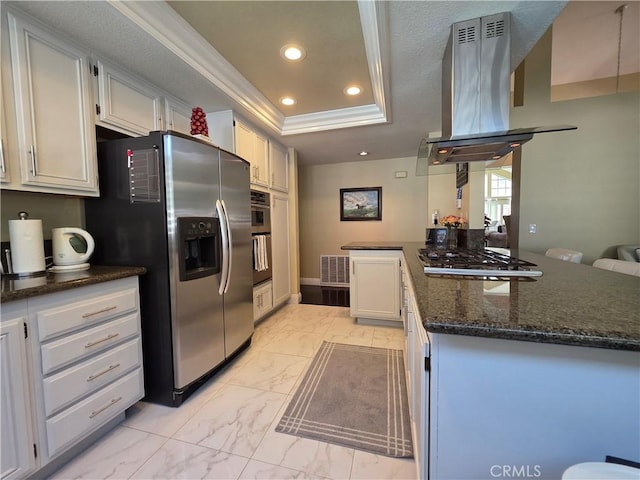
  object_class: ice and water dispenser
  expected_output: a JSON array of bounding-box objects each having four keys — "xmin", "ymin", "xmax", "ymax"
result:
[{"xmin": 178, "ymin": 217, "xmax": 220, "ymax": 281}]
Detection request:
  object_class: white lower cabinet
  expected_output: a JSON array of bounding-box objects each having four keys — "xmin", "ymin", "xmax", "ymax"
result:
[
  {"xmin": 0, "ymin": 301, "xmax": 37, "ymax": 480},
  {"xmin": 0, "ymin": 276, "xmax": 144, "ymax": 479},
  {"xmin": 45, "ymin": 368, "xmax": 143, "ymax": 457},
  {"xmin": 349, "ymin": 250, "xmax": 402, "ymax": 323},
  {"xmin": 253, "ymin": 280, "xmax": 273, "ymax": 322},
  {"xmin": 402, "ymin": 258, "xmax": 429, "ymax": 480},
  {"xmin": 29, "ymin": 277, "xmax": 144, "ymax": 463},
  {"xmin": 41, "ymin": 338, "xmax": 141, "ymax": 417}
]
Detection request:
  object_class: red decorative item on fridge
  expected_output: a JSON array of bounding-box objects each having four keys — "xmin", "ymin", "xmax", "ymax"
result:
[{"xmin": 190, "ymin": 106, "xmax": 209, "ymax": 137}]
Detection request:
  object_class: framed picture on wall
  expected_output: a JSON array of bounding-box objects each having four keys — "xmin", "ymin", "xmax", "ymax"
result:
[
  {"xmin": 456, "ymin": 162, "xmax": 469, "ymax": 188},
  {"xmin": 340, "ymin": 187, "xmax": 382, "ymax": 221}
]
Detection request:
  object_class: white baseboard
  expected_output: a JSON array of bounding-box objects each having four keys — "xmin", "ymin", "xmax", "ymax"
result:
[
  {"xmin": 289, "ymin": 292, "xmax": 302, "ymax": 304},
  {"xmin": 300, "ymin": 277, "xmax": 320, "ymax": 286}
]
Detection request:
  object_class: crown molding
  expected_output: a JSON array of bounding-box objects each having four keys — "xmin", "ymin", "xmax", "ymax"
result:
[
  {"xmin": 107, "ymin": 0, "xmax": 389, "ymax": 136},
  {"xmin": 107, "ymin": 0, "xmax": 284, "ymax": 133},
  {"xmin": 359, "ymin": 0, "xmax": 390, "ymax": 121},
  {"xmin": 281, "ymin": 104, "xmax": 387, "ymax": 135}
]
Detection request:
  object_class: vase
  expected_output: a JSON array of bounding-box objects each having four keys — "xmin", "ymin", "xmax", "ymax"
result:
[{"xmin": 446, "ymin": 227, "xmax": 458, "ymax": 250}]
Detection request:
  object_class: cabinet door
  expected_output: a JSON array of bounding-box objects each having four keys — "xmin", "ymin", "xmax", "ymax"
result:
[
  {"xmin": 271, "ymin": 193, "xmax": 291, "ymax": 306},
  {"xmin": 234, "ymin": 119, "xmax": 254, "ymax": 164},
  {"xmin": 411, "ymin": 310, "xmax": 429, "ymax": 480},
  {"xmin": 234, "ymin": 118, "xmax": 269, "ymax": 187},
  {"xmin": 164, "ymin": 96, "xmax": 191, "ymax": 135},
  {"xmin": 95, "ymin": 59, "xmax": 162, "ymax": 137},
  {"xmin": 0, "ymin": 82, "xmax": 9, "ymax": 184},
  {"xmin": 7, "ymin": 11, "xmax": 98, "ymax": 195},
  {"xmin": 253, "ymin": 281, "xmax": 273, "ymax": 322},
  {"xmin": 269, "ymin": 141, "xmax": 288, "ymax": 192},
  {"xmin": 0, "ymin": 315, "xmax": 36, "ymax": 480},
  {"xmin": 252, "ymin": 131, "xmax": 269, "ymax": 187},
  {"xmin": 350, "ymin": 256, "xmax": 401, "ymax": 321}
]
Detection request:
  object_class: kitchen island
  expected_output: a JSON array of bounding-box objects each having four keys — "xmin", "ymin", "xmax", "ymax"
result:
[{"xmin": 343, "ymin": 242, "xmax": 640, "ymax": 479}]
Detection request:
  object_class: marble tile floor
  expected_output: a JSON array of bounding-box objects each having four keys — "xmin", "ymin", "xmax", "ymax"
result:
[{"xmin": 48, "ymin": 304, "xmax": 416, "ymax": 480}]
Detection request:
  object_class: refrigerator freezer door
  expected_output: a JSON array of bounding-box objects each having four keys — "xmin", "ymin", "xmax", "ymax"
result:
[
  {"xmin": 220, "ymin": 150, "xmax": 254, "ymax": 356},
  {"xmin": 215, "ymin": 200, "xmax": 229, "ymax": 294},
  {"xmin": 164, "ymin": 134, "xmax": 225, "ymax": 390}
]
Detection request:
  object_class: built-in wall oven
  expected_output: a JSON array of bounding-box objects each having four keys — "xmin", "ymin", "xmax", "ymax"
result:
[{"xmin": 251, "ymin": 190, "xmax": 272, "ymax": 285}]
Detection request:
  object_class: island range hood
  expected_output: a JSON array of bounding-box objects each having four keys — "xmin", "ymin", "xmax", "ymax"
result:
[{"xmin": 418, "ymin": 12, "xmax": 576, "ymax": 169}]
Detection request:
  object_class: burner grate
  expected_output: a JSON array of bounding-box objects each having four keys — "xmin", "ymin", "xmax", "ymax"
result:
[{"xmin": 417, "ymin": 248, "xmax": 542, "ymax": 278}]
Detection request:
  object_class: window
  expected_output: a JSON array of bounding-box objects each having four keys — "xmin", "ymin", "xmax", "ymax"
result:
[
  {"xmin": 485, "ymin": 168, "xmax": 512, "ymax": 228},
  {"xmin": 491, "ymin": 174, "xmax": 511, "ymax": 197}
]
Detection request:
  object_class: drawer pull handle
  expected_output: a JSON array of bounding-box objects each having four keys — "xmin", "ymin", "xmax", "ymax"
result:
[
  {"xmin": 85, "ymin": 333, "xmax": 119, "ymax": 349},
  {"xmin": 89, "ymin": 396, "xmax": 123, "ymax": 419},
  {"xmin": 87, "ymin": 363, "xmax": 121, "ymax": 382},
  {"xmin": 82, "ymin": 306, "xmax": 117, "ymax": 318}
]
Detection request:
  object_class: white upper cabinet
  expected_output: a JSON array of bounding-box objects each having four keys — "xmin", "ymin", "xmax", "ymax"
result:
[
  {"xmin": 234, "ymin": 118, "xmax": 254, "ymax": 163},
  {"xmin": 0, "ymin": 79, "xmax": 9, "ymax": 184},
  {"xmin": 208, "ymin": 111, "xmax": 271, "ymax": 187},
  {"xmin": 94, "ymin": 59, "xmax": 162, "ymax": 137},
  {"xmin": 164, "ymin": 95, "xmax": 192, "ymax": 135},
  {"xmin": 235, "ymin": 117, "xmax": 269, "ymax": 187},
  {"xmin": 3, "ymin": 9, "xmax": 98, "ymax": 196},
  {"xmin": 269, "ymin": 141, "xmax": 289, "ymax": 192}
]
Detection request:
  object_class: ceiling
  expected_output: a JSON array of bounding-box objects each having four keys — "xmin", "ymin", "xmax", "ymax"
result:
[
  {"xmin": 167, "ymin": 1, "xmax": 375, "ymax": 117},
  {"xmin": 8, "ymin": 1, "xmax": 572, "ymax": 166}
]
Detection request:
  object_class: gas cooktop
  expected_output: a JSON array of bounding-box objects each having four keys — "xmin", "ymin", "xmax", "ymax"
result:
[{"xmin": 418, "ymin": 247, "xmax": 542, "ymax": 278}]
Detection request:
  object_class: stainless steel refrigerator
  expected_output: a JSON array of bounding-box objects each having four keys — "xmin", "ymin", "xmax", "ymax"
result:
[{"xmin": 86, "ymin": 131, "xmax": 253, "ymax": 406}]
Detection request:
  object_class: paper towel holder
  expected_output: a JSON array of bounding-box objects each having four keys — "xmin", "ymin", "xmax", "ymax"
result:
[{"xmin": 5, "ymin": 211, "xmax": 47, "ymax": 279}]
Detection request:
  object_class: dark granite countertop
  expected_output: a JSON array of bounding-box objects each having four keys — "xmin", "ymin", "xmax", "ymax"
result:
[
  {"xmin": 1, "ymin": 265, "xmax": 146, "ymax": 303},
  {"xmin": 342, "ymin": 242, "xmax": 640, "ymax": 351}
]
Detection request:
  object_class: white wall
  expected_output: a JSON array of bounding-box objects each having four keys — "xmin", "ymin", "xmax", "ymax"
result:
[{"xmin": 298, "ymin": 156, "xmax": 427, "ymax": 279}]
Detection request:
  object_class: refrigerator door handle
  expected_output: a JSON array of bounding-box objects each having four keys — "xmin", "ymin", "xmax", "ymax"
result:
[
  {"xmin": 221, "ymin": 199, "xmax": 233, "ymax": 293},
  {"xmin": 216, "ymin": 200, "xmax": 229, "ymax": 295}
]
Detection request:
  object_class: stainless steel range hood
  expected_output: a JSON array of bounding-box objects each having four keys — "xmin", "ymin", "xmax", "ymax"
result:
[{"xmin": 418, "ymin": 12, "xmax": 576, "ymax": 171}]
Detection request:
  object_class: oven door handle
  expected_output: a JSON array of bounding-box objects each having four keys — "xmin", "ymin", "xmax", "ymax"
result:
[{"xmin": 216, "ymin": 200, "xmax": 229, "ymax": 295}]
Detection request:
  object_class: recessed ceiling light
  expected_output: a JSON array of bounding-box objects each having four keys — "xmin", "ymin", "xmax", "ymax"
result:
[
  {"xmin": 280, "ymin": 97, "xmax": 296, "ymax": 106},
  {"xmin": 280, "ymin": 44, "xmax": 306, "ymax": 62},
  {"xmin": 359, "ymin": 151, "xmax": 368, "ymax": 156},
  {"xmin": 345, "ymin": 85, "xmax": 362, "ymax": 96}
]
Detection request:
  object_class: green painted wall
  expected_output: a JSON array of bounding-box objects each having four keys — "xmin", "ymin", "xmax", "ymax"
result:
[
  {"xmin": 513, "ymin": 29, "xmax": 639, "ymax": 264},
  {"xmin": 298, "ymin": 156, "xmax": 428, "ymax": 280},
  {"xmin": 0, "ymin": 190, "xmax": 84, "ymax": 241}
]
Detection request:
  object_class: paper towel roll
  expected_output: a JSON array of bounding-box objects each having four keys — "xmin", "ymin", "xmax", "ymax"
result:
[{"xmin": 9, "ymin": 218, "xmax": 46, "ymax": 274}]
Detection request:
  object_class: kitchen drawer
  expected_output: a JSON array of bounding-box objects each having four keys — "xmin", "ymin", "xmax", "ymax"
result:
[
  {"xmin": 40, "ymin": 313, "xmax": 139, "ymax": 375},
  {"xmin": 42, "ymin": 338, "xmax": 142, "ymax": 417},
  {"xmin": 37, "ymin": 287, "xmax": 138, "ymax": 342},
  {"xmin": 45, "ymin": 368, "xmax": 144, "ymax": 458}
]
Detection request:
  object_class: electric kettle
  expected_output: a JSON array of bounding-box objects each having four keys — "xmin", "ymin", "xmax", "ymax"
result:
[{"xmin": 51, "ymin": 227, "xmax": 95, "ymax": 270}]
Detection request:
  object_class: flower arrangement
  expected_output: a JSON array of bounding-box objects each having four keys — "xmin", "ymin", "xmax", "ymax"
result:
[{"xmin": 440, "ymin": 215, "xmax": 466, "ymax": 228}]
